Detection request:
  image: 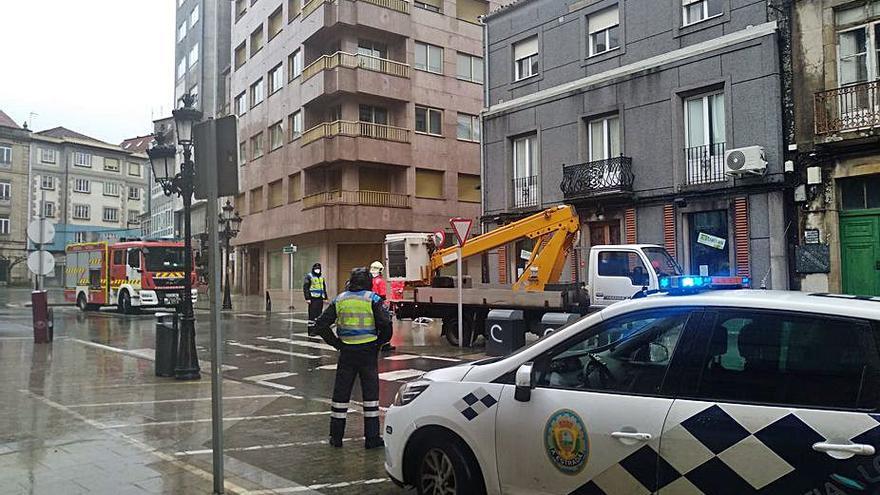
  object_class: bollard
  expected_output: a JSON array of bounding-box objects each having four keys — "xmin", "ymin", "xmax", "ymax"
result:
[
  {"xmin": 155, "ymin": 313, "xmax": 179, "ymax": 377},
  {"xmin": 31, "ymin": 291, "xmax": 52, "ymax": 344},
  {"xmin": 265, "ymin": 291, "xmax": 272, "ymax": 312}
]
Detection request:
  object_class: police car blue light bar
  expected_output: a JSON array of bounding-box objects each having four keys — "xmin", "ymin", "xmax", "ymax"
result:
[{"xmin": 659, "ymin": 275, "xmax": 750, "ymax": 293}]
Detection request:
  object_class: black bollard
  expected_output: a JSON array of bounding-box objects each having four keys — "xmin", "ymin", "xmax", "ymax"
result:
[{"xmin": 265, "ymin": 291, "xmax": 272, "ymax": 312}]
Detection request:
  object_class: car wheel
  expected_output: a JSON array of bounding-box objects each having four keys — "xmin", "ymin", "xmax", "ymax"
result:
[
  {"xmin": 118, "ymin": 290, "xmax": 134, "ymax": 315},
  {"xmin": 416, "ymin": 440, "xmax": 483, "ymax": 495}
]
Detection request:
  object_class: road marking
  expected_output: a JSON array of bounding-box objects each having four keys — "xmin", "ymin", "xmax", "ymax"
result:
[
  {"xmin": 227, "ymin": 342, "xmax": 321, "ymax": 360},
  {"xmin": 378, "ymin": 369, "xmax": 425, "ymax": 381},
  {"xmin": 285, "ymin": 319, "xmax": 311, "ymax": 325},
  {"xmin": 383, "ymin": 354, "xmax": 419, "ymax": 361},
  {"xmin": 102, "ymin": 411, "xmax": 330, "ymax": 429},
  {"xmin": 265, "ymin": 360, "xmax": 287, "ymax": 365},
  {"xmin": 67, "ymin": 394, "xmax": 286, "ymax": 408},
  {"xmin": 244, "ymin": 372, "xmax": 298, "ymax": 382},
  {"xmin": 243, "ymin": 478, "xmax": 389, "ymax": 494},
  {"xmin": 175, "ymin": 437, "xmax": 361, "ymax": 456},
  {"xmin": 0, "ymin": 336, "xmax": 69, "ymax": 341},
  {"xmin": 316, "ymin": 364, "xmax": 337, "ymax": 370},
  {"xmin": 257, "ymin": 336, "xmax": 337, "ymax": 352},
  {"xmin": 71, "ymin": 339, "xmax": 238, "ymax": 371}
]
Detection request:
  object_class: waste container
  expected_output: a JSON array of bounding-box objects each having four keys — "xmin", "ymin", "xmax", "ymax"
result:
[
  {"xmin": 155, "ymin": 312, "xmax": 179, "ymax": 377},
  {"xmin": 540, "ymin": 313, "xmax": 581, "ymax": 338},
  {"xmin": 32, "ymin": 290, "xmax": 52, "ymax": 344},
  {"xmin": 485, "ymin": 309, "xmax": 526, "ymax": 357}
]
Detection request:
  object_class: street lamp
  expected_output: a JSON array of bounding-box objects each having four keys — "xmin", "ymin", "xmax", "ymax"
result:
[
  {"xmin": 147, "ymin": 93, "xmax": 203, "ymax": 381},
  {"xmin": 218, "ymin": 200, "xmax": 242, "ymax": 310}
]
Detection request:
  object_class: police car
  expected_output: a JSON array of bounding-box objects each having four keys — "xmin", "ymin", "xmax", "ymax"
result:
[{"xmin": 384, "ymin": 277, "xmax": 880, "ymax": 494}]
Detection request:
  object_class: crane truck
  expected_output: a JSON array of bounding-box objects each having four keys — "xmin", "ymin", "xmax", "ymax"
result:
[{"xmin": 385, "ymin": 205, "xmax": 682, "ymax": 346}]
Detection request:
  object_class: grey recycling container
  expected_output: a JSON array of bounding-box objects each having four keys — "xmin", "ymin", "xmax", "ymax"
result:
[
  {"xmin": 485, "ymin": 309, "xmax": 526, "ymax": 357},
  {"xmin": 540, "ymin": 313, "xmax": 582, "ymax": 338},
  {"xmin": 155, "ymin": 312, "xmax": 179, "ymax": 377}
]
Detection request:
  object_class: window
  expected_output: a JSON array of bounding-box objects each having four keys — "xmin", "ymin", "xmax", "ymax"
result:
[
  {"xmin": 456, "ymin": 52, "xmax": 483, "ymax": 83},
  {"xmin": 250, "ymin": 26, "xmax": 264, "ymax": 57},
  {"xmin": 682, "ymin": 0, "xmax": 722, "ymax": 26},
  {"xmin": 74, "ymin": 152, "xmax": 92, "ymax": 167},
  {"xmin": 415, "ymin": 106, "xmax": 443, "ymax": 135},
  {"xmin": 597, "ymin": 251, "xmax": 650, "ymax": 286},
  {"xmin": 190, "ymin": 84, "xmax": 199, "ymax": 105},
  {"xmin": 513, "ymin": 36, "xmax": 539, "ymax": 81},
  {"xmin": 128, "ymin": 162, "xmax": 141, "ymax": 177},
  {"xmin": 534, "ymin": 309, "xmax": 691, "ymax": 395},
  {"xmin": 688, "ymin": 310, "xmax": 880, "ymax": 410},
  {"xmin": 357, "ymin": 40, "xmax": 387, "ymax": 71},
  {"xmin": 74, "ymin": 178, "xmax": 91, "ymax": 193},
  {"xmin": 288, "ymin": 172, "xmax": 302, "ymax": 202},
  {"xmin": 74, "ymin": 231, "xmax": 87, "ymax": 243},
  {"xmin": 269, "ymin": 121, "xmax": 284, "ymax": 151},
  {"xmin": 288, "ymin": 0, "xmax": 302, "ymax": 20},
  {"xmin": 269, "ymin": 63, "xmax": 284, "ymax": 94},
  {"xmin": 457, "ymin": 174, "xmax": 480, "ymax": 203},
  {"xmin": 128, "ymin": 211, "xmax": 140, "ymax": 224},
  {"xmin": 588, "ymin": 7, "xmax": 620, "ymax": 56},
  {"xmin": 841, "ymin": 175, "xmax": 880, "ymax": 210},
  {"xmin": 235, "ymin": 91, "xmax": 247, "ymax": 116},
  {"xmin": 268, "ymin": 6, "xmax": 283, "ymax": 40},
  {"xmin": 236, "ymin": 0, "xmax": 247, "ymax": 19},
  {"xmin": 513, "ymin": 134, "xmax": 538, "ymax": 208},
  {"xmin": 414, "ymin": 0, "xmax": 441, "ymax": 13},
  {"xmin": 189, "ymin": 43, "xmax": 199, "ymax": 67},
  {"xmin": 41, "ymin": 176, "xmax": 54, "ymax": 190},
  {"xmin": 268, "ymin": 180, "xmax": 283, "ymax": 208},
  {"xmin": 288, "ymin": 111, "xmax": 303, "ymax": 140},
  {"xmin": 414, "ymin": 41, "xmax": 443, "ymax": 74},
  {"xmin": 684, "ymin": 91, "xmax": 726, "ymax": 182},
  {"xmin": 588, "ymin": 115, "xmax": 620, "ymax": 161},
  {"xmin": 40, "ymin": 148, "xmax": 56, "ymax": 163},
  {"xmin": 128, "ymin": 187, "xmax": 141, "ymax": 200},
  {"xmin": 235, "ymin": 42, "xmax": 247, "ymax": 70},
  {"xmin": 288, "ymin": 49, "xmax": 303, "ymax": 80},
  {"xmin": 0, "ymin": 145, "xmax": 9, "ymax": 164},
  {"xmin": 239, "ymin": 141, "xmax": 247, "ymax": 165},
  {"xmin": 0, "ymin": 216, "xmax": 8, "ymax": 235},
  {"xmin": 250, "ymin": 186, "xmax": 264, "ymax": 212},
  {"xmin": 456, "ymin": 0, "xmax": 488, "ymax": 23},
  {"xmin": 250, "ymin": 132, "xmax": 264, "ymax": 159},
  {"xmin": 103, "ymin": 207, "xmax": 119, "ymax": 223},
  {"xmin": 104, "ymin": 157, "xmax": 120, "ymax": 172},
  {"xmin": 0, "ymin": 181, "xmax": 9, "ymax": 200},
  {"xmin": 190, "ymin": 4, "xmax": 199, "ymax": 27},
  {"xmin": 43, "ymin": 202, "xmax": 55, "ymax": 218},
  {"xmin": 73, "ymin": 204, "xmax": 90, "ymax": 220},
  {"xmin": 103, "ymin": 182, "xmax": 120, "ymax": 197},
  {"xmin": 359, "ymin": 105, "xmax": 389, "ymax": 125},
  {"xmin": 416, "ymin": 169, "xmax": 444, "ymax": 199},
  {"xmin": 250, "ymin": 78, "xmax": 264, "ymax": 107},
  {"xmin": 457, "ymin": 113, "xmax": 480, "ymax": 142},
  {"xmin": 177, "ymin": 58, "xmax": 186, "ymax": 79},
  {"xmin": 178, "ymin": 22, "xmax": 186, "ymax": 42},
  {"xmin": 837, "ymin": 19, "xmax": 880, "ymax": 88},
  {"xmin": 689, "ymin": 210, "xmax": 729, "ymax": 276}
]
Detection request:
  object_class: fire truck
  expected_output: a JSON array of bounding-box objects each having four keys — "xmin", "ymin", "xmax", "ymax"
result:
[{"xmin": 64, "ymin": 240, "xmax": 197, "ymax": 313}]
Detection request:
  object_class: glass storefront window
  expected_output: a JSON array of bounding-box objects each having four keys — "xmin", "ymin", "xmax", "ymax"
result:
[{"xmin": 689, "ymin": 210, "xmax": 730, "ymax": 276}]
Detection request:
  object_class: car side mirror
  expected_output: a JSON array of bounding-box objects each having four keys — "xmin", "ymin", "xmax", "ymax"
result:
[{"xmin": 515, "ymin": 362, "xmax": 535, "ymax": 402}]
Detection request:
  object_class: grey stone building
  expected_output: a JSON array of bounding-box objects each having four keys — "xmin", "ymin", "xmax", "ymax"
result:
[
  {"xmin": 0, "ymin": 111, "xmax": 32, "ymax": 285},
  {"xmin": 482, "ymin": 0, "xmax": 791, "ymax": 289}
]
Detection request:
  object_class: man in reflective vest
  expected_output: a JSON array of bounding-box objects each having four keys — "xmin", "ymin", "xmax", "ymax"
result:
[
  {"xmin": 313, "ymin": 267, "xmax": 392, "ymax": 449},
  {"xmin": 303, "ymin": 262, "xmax": 327, "ymax": 322}
]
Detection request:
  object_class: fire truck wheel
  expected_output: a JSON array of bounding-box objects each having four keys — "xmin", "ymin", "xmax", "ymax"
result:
[
  {"xmin": 118, "ymin": 290, "xmax": 136, "ymax": 315},
  {"xmin": 77, "ymin": 294, "xmax": 89, "ymax": 312}
]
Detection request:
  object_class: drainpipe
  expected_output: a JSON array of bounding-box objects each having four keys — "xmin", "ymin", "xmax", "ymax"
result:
[{"xmin": 479, "ymin": 15, "xmax": 489, "ymax": 232}]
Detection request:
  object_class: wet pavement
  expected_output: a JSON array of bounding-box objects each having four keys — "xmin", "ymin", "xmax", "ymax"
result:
[{"xmin": 0, "ymin": 288, "xmax": 488, "ymax": 494}]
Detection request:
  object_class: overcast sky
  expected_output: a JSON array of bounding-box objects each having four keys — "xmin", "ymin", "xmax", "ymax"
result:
[{"xmin": 0, "ymin": 1, "xmax": 175, "ymax": 144}]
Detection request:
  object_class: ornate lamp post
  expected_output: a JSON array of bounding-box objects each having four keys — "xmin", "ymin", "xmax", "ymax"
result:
[
  {"xmin": 147, "ymin": 94, "xmax": 203, "ymax": 381},
  {"xmin": 218, "ymin": 200, "xmax": 242, "ymax": 310}
]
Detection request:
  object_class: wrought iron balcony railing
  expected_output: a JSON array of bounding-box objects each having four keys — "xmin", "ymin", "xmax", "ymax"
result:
[
  {"xmin": 684, "ymin": 142, "xmax": 727, "ymax": 186},
  {"xmin": 561, "ymin": 156, "xmax": 634, "ymax": 199},
  {"xmin": 512, "ymin": 175, "xmax": 539, "ymax": 209},
  {"xmin": 815, "ymin": 81, "xmax": 880, "ymax": 134},
  {"xmin": 302, "ymin": 190, "xmax": 411, "ymax": 209}
]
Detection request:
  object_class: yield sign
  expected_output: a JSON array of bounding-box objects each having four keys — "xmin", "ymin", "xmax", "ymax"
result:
[{"xmin": 450, "ymin": 217, "xmax": 473, "ymax": 247}]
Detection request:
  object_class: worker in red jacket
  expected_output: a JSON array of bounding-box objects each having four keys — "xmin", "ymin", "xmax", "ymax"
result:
[{"xmin": 370, "ymin": 261, "xmax": 395, "ymax": 352}]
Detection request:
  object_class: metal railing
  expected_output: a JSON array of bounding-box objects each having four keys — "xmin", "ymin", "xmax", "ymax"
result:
[
  {"xmin": 815, "ymin": 81, "xmax": 880, "ymax": 134},
  {"xmin": 512, "ymin": 175, "xmax": 539, "ymax": 209},
  {"xmin": 561, "ymin": 156, "xmax": 634, "ymax": 199},
  {"xmin": 303, "ymin": 189, "xmax": 411, "ymax": 209},
  {"xmin": 301, "ymin": 120, "xmax": 410, "ymax": 146},
  {"xmin": 302, "ymin": 0, "xmax": 410, "ymax": 18},
  {"xmin": 684, "ymin": 142, "xmax": 727, "ymax": 185},
  {"xmin": 302, "ymin": 51, "xmax": 410, "ymax": 81}
]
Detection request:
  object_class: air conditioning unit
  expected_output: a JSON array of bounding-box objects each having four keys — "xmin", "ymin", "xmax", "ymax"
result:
[{"xmin": 725, "ymin": 146, "xmax": 767, "ymax": 177}]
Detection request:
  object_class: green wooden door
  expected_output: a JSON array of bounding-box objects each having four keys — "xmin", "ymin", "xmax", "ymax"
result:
[{"xmin": 840, "ymin": 213, "xmax": 880, "ymax": 296}]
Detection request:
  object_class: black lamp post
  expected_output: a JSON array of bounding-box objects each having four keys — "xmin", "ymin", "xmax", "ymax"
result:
[
  {"xmin": 147, "ymin": 93, "xmax": 203, "ymax": 381},
  {"xmin": 219, "ymin": 200, "xmax": 242, "ymax": 310}
]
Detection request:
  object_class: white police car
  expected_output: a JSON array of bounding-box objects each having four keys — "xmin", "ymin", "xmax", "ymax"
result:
[{"xmin": 384, "ymin": 277, "xmax": 880, "ymax": 494}]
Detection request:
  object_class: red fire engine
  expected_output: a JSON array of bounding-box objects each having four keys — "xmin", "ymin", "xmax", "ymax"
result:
[{"xmin": 64, "ymin": 240, "xmax": 197, "ymax": 313}]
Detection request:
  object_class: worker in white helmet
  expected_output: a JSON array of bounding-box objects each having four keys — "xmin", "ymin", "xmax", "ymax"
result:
[{"xmin": 370, "ymin": 261, "xmax": 395, "ymax": 352}]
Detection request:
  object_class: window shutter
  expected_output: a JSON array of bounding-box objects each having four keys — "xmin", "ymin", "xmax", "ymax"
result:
[
  {"xmin": 663, "ymin": 204, "xmax": 677, "ymax": 258},
  {"xmin": 588, "ymin": 7, "xmax": 619, "ymax": 34},
  {"xmin": 498, "ymin": 245, "xmax": 508, "ymax": 284},
  {"xmin": 734, "ymin": 196, "xmax": 750, "ymax": 277},
  {"xmin": 513, "ymin": 36, "xmax": 538, "ymax": 60},
  {"xmin": 624, "ymin": 207, "xmax": 637, "ymax": 244}
]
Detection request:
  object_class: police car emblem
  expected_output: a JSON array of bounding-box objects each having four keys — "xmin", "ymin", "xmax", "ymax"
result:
[{"xmin": 544, "ymin": 409, "xmax": 589, "ymax": 475}]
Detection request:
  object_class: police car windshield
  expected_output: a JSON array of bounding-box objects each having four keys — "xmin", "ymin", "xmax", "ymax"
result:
[
  {"xmin": 644, "ymin": 247, "xmax": 682, "ymax": 278},
  {"xmin": 145, "ymin": 247, "xmax": 186, "ymax": 272}
]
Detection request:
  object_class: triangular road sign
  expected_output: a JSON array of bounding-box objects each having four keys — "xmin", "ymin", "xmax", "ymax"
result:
[{"xmin": 450, "ymin": 217, "xmax": 473, "ymax": 247}]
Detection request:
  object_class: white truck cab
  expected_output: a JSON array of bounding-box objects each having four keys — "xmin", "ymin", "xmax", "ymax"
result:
[{"xmin": 585, "ymin": 244, "xmax": 682, "ymax": 309}]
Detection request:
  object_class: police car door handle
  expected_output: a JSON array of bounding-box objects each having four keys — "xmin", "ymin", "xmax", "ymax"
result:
[
  {"xmin": 813, "ymin": 442, "xmax": 876, "ymax": 456},
  {"xmin": 611, "ymin": 431, "xmax": 652, "ymax": 442}
]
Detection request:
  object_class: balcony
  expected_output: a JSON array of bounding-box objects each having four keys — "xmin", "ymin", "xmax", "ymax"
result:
[
  {"xmin": 512, "ymin": 176, "xmax": 539, "ymax": 210},
  {"xmin": 302, "ymin": 120, "xmax": 409, "ymax": 145},
  {"xmin": 301, "ymin": 52, "xmax": 411, "ymax": 104},
  {"xmin": 815, "ymin": 81, "xmax": 880, "ymax": 140},
  {"xmin": 303, "ymin": 0, "xmax": 410, "ymax": 18},
  {"xmin": 303, "ymin": 52, "xmax": 409, "ymax": 81},
  {"xmin": 561, "ymin": 156, "xmax": 634, "ymax": 201},
  {"xmin": 303, "ymin": 189, "xmax": 411, "ymax": 209},
  {"xmin": 299, "ymin": 120, "xmax": 411, "ymax": 167},
  {"xmin": 684, "ymin": 143, "xmax": 727, "ymax": 186},
  {"xmin": 300, "ymin": 0, "xmax": 411, "ymax": 41}
]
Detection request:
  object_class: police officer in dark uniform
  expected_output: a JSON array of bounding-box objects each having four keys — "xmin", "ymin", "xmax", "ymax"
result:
[
  {"xmin": 303, "ymin": 262, "xmax": 327, "ymax": 322},
  {"xmin": 311, "ymin": 267, "xmax": 392, "ymax": 449}
]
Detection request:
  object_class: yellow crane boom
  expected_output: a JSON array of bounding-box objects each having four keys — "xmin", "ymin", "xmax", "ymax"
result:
[{"xmin": 429, "ymin": 205, "xmax": 580, "ymax": 292}]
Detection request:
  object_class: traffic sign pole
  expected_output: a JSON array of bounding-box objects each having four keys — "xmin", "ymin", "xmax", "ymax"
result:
[
  {"xmin": 284, "ymin": 245, "xmax": 297, "ymax": 311},
  {"xmin": 449, "ymin": 218, "xmax": 473, "ymax": 349}
]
